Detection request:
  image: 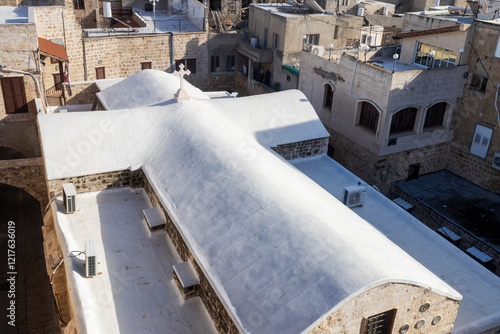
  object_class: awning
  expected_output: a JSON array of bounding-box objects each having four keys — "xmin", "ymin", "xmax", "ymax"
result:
[
  {"xmin": 282, "ymin": 64, "xmax": 299, "ymax": 76},
  {"xmin": 38, "ymin": 37, "xmax": 69, "ymax": 62},
  {"xmin": 393, "ymin": 25, "xmax": 460, "ymax": 39}
]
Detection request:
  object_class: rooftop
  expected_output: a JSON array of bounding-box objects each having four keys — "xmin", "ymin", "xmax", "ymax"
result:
[
  {"xmin": 292, "ymin": 155, "xmax": 500, "ymax": 334},
  {"xmin": 0, "ymin": 6, "xmax": 28, "ymax": 24},
  {"xmin": 394, "ymin": 170, "xmax": 500, "ymax": 252},
  {"xmin": 251, "ymin": 3, "xmax": 332, "ymax": 17},
  {"xmin": 51, "ymin": 187, "xmax": 217, "ymax": 334}
]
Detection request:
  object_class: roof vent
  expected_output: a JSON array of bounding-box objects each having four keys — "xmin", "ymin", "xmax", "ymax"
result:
[{"xmin": 342, "ymin": 185, "xmax": 366, "ymax": 207}]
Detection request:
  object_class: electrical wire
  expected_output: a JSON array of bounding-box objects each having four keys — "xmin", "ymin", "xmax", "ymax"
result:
[{"xmin": 50, "ymin": 251, "xmax": 85, "ymax": 326}]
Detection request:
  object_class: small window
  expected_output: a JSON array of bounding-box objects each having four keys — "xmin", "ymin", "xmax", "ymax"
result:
[
  {"xmin": 96, "ymin": 67, "xmax": 105, "ymax": 80},
  {"xmin": 286, "ymin": 75, "xmax": 291, "ymax": 82},
  {"xmin": 272, "ymin": 33, "xmax": 279, "ymax": 49},
  {"xmin": 211, "ymin": 56, "xmax": 220, "ymax": 72},
  {"xmin": 384, "ymin": 34, "xmax": 391, "ymax": 44},
  {"xmin": 390, "ymin": 107, "xmax": 417, "ymax": 135},
  {"xmin": 323, "ymin": 84, "xmax": 334, "ymax": 110},
  {"xmin": 424, "ymin": 102, "xmax": 447, "ymax": 129},
  {"xmin": 74, "ymin": 0, "xmax": 85, "ymax": 9},
  {"xmin": 264, "ymin": 28, "xmax": 268, "ymax": 48},
  {"xmin": 361, "ymin": 35, "xmax": 367, "ymax": 44},
  {"xmin": 334, "ymin": 26, "xmax": 339, "ymax": 40},
  {"xmin": 141, "ymin": 62, "xmax": 152, "ymax": 70},
  {"xmin": 51, "ymin": 57, "xmax": 59, "ymax": 64},
  {"xmin": 470, "ymin": 124, "xmax": 493, "ymax": 158},
  {"xmin": 358, "ymin": 101, "xmax": 379, "ymax": 133},
  {"xmin": 227, "ymin": 55, "xmax": 235, "ymax": 72},
  {"xmin": 175, "ymin": 58, "xmax": 196, "ymax": 73},
  {"xmin": 470, "ymin": 74, "xmax": 487, "ymax": 93},
  {"xmin": 303, "ymin": 34, "xmax": 320, "ymax": 50},
  {"xmin": 361, "ymin": 309, "xmax": 397, "ymax": 334}
]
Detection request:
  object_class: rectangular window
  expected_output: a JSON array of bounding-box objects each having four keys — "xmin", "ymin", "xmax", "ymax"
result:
[
  {"xmin": 384, "ymin": 34, "xmax": 391, "ymax": 44},
  {"xmin": 303, "ymin": 34, "xmax": 320, "ymax": 47},
  {"xmin": 414, "ymin": 41, "xmax": 457, "ymax": 68},
  {"xmin": 272, "ymin": 33, "xmax": 279, "ymax": 49},
  {"xmin": 361, "ymin": 35, "xmax": 367, "ymax": 44},
  {"xmin": 175, "ymin": 58, "xmax": 196, "ymax": 73},
  {"xmin": 74, "ymin": 0, "xmax": 85, "ymax": 9},
  {"xmin": 264, "ymin": 28, "xmax": 268, "ymax": 49},
  {"xmin": 334, "ymin": 26, "xmax": 339, "ymax": 40},
  {"xmin": 424, "ymin": 102, "xmax": 447, "ymax": 129},
  {"xmin": 470, "ymin": 124, "xmax": 493, "ymax": 158},
  {"xmin": 470, "ymin": 74, "xmax": 487, "ymax": 92},
  {"xmin": 227, "ymin": 55, "xmax": 235, "ymax": 72},
  {"xmin": 95, "ymin": 67, "xmax": 105, "ymax": 80},
  {"xmin": 141, "ymin": 62, "xmax": 152, "ymax": 70},
  {"xmin": 362, "ymin": 309, "xmax": 397, "ymax": 334},
  {"xmin": 211, "ymin": 55, "xmax": 220, "ymax": 72},
  {"xmin": 1, "ymin": 77, "xmax": 28, "ymax": 114},
  {"xmin": 323, "ymin": 84, "xmax": 334, "ymax": 110}
]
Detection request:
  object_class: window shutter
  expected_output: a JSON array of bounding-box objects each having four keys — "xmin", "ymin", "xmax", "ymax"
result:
[{"xmin": 470, "ymin": 124, "xmax": 493, "ymax": 158}]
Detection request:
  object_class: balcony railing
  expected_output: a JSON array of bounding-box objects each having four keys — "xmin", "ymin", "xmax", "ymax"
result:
[{"xmin": 238, "ymin": 41, "xmax": 273, "ymax": 63}]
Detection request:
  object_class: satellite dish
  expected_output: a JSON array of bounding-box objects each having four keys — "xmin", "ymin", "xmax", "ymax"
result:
[{"xmin": 304, "ymin": 0, "xmax": 325, "ymax": 13}]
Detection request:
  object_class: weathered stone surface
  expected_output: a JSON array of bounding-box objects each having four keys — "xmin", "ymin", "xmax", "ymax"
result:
[{"xmin": 272, "ymin": 138, "xmax": 329, "ymax": 160}]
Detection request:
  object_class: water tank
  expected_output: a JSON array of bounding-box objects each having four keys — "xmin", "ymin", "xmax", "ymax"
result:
[{"xmin": 103, "ymin": 2, "xmax": 112, "ymax": 18}]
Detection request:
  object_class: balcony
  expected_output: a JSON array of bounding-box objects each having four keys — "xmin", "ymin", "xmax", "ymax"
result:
[{"xmin": 238, "ymin": 40, "xmax": 274, "ymax": 63}]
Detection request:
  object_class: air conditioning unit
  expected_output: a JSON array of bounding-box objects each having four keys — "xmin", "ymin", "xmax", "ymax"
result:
[
  {"xmin": 62, "ymin": 183, "xmax": 76, "ymax": 214},
  {"xmin": 342, "ymin": 185, "xmax": 366, "ymax": 208},
  {"xmin": 357, "ymin": 8, "xmax": 365, "ymax": 16},
  {"xmin": 310, "ymin": 45, "xmax": 324, "ymax": 57},
  {"xmin": 85, "ymin": 240, "xmax": 97, "ymax": 278},
  {"xmin": 492, "ymin": 152, "xmax": 500, "ymax": 171}
]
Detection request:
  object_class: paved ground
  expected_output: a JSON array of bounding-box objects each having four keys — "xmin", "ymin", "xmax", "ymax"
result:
[
  {"xmin": 0, "ymin": 184, "xmax": 60, "ymax": 334},
  {"xmin": 394, "ymin": 170, "xmax": 500, "ymax": 251}
]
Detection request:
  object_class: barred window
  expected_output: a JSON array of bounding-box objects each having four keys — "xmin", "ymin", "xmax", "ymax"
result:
[
  {"xmin": 424, "ymin": 102, "xmax": 447, "ymax": 129},
  {"xmin": 470, "ymin": 74, "xmax": 487, "ymax": 93},
  {"xmin": 359, "ymin": 101, "xmax": 379, "ymax": 133},
  {"xmin": 362, "ymin": 309, "xmax": 397, "ymax": 334},
  {"xmin": 323, "ymin": 84, "xmax": 334, "ymax": 110},
  {"xmin": 390, "ymin": 107, "xmax": 417, "ymax": 135}
]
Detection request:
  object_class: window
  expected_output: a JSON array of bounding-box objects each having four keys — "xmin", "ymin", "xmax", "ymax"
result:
[
  {"xmin": 175, "ymin": 58, "xmax": 196, "ymax": 73},
  {"xmin": 470, "ymin": 74, "xmax": 487, "ymax": 92},
  {"xmin": 342, "ymin": 0, "xmax": 349, "ymax": 5},
  {"xmin": 384, "ymin": 34, "xmax": 391, "ymax": 44},
  {"xmin": 334, "ymin": 26, "xmax": 339, "ymax": 39},
  {"xmin": 361, "ymin": 309, "xmax": 397, "ymax": 334},
  {"xmin": 141, "ymin": 62, "xmax": 152, "ymax": 70},
  {"xmin": 323, "ymin": 84, "xmax": 334, "ymax": 110},
  {"xmin": 358, "ymin": 101, "xmax": 379, "ymax": 133},
  {"xmin": 414, "ymin": 42, "xmax": 457, "ymax": 68},
  {"xmin": 1, "ymin": 77, "xmax": 28, "ymax": 114},
  {"xmin": 272, "ymin": 33, "xmax": 279, "ymax": 49},
  {"xmin": 95, "ymin": 67, "xmax": 105, "ymax": 80},
  {"xmin": 264, "ymin": 28, "xmax": 268, "ymax": 49},
  {"xmin": 227, "ymin": 55, "xmax": 235, "ymax": 72},
  {"xmin": 470, "ymin": 124, "xmax": 493, "ymax": 158},
  {"xmin": 361, "ymin": 35, "xmax": 367, "ymax": 44},
  {"xmin": 211, "ymin": 56, "xmax": 220, "ymax": 72},
  {"xmin": 74, "ymin": 0, "xmax": 85, "ymax": 9},
  {"xmin": 424, "ymin": 102, "xmax": 447, "ymax": 129},
  {"xmin": 390, "ymin": 107, "xmax": 417, "ymax": 135},
  {"xmin": 303, "ymin": 34, "xmax": 320, "ymax": 50}
]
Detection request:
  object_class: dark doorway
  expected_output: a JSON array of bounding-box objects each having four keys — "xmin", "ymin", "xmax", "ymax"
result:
[
  {"xmin": 407, "ymin": 163, "xmax": 420, "ymax": 180},
  {"xmin": 210, "ymin": 0, "xmax": 221, "ymax": 11},
  {"xmin": 0, "ymin": 184, "xmax": 59, "ymax": 334},
  {"xmin": 53, "ymin": 73, "xmax": 62, "ymax": 91},
  {"xmin": 327, "ymin": 144, "xmax": 335, "ymax": 159}
]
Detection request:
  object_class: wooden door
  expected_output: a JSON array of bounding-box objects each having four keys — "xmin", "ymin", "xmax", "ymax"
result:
[{"xmin": 1, "ymin": 77, "xmax": 28, "ymax": 114}]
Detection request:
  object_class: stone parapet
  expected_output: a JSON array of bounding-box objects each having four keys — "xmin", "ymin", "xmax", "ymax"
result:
[{"xmin": 272, "ymin": 137, "xmax": 329, "ymax": 160}]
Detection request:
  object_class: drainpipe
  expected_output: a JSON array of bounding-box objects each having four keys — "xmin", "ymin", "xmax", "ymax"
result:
[
  {"xmin": 82, "ymin": 26, "xmax": 88, "ymax": 81},
  {"xmin": 348, "ymin": 58, "xmax": 362, "ymax": 98},
  {"xmin": 167, "ymin": 32, "xmax": 175, "ymax": 73}
]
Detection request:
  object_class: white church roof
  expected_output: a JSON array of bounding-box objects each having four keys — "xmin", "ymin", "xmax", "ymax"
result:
[{"xmin": 38, "ymin": 71, "xmax": 461, "ymax": 333}]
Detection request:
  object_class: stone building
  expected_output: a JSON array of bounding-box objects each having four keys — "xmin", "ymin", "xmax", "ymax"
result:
[
  {"xmin": 298, "ymin": 10, "xmax": 473, "ymax": 192},
  {"xmin": 35, "ymin": 69, "xmax": 500, "ymax": 334},
  {"xmin": 447, "ymin": 19, "xmax": 500, "ymax": 193}
]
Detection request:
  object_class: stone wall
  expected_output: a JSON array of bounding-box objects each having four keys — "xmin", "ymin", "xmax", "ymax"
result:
[
  {"xmin": 142, "ymin": 174, "xmax": 239, "ymax": 334},
  {"xmin": 272, "ymin": 137, "xmax": 328, "ymax": 161},
  {"xmin": 64, "ymin": 81, "xmax": 98, "ymax": 105},
  {"xmin": 0, "ymin": 157, "xmax": 48, "ymax": 207},
  {"xmin": 329, "ymin": 127, "xmax": 450, "ymax": 193},
  {"xmin": 390, "ymin": 187, "xmax": 500, "ymax": 277},
  {"xmin": 308, "ymin": 283, "xmax": 459, "ymax": 334},
  {"xmin": 47, "ymin": 169, "xmax": 144, "ymax": 198}
]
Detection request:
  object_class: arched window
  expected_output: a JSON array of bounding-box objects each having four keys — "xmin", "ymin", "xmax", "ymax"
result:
[
  {"xmin": 323, "ymin": 84, "xmax": 334, "ymax": 110},
  {"xmin": 424, "ymin": 102, "xmax": 447, "ymax": 129},
  {"xmin": 358, "ymin": 101, "xmax": 380, "ymax": 133},
  {"xmin": 390, "ymin": 107, "xmax": 417, "ymax": 135}
]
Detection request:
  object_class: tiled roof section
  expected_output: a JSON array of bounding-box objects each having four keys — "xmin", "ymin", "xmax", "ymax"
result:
[
  {"xmin": 393, "ymin": 25, "xmax": 460, "ymax": 39},
  {"xmin": 38, "ymin": 37, "xmax": 68, "ymax": 62}
]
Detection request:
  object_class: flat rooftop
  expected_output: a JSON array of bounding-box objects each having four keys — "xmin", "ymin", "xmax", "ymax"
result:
[
  {"xmin": 252, "ymin": 3, "xmax": 333, "ymax": 18},
  {"xmin": 292, "ymin": 155, "xmax": 500, "ymax": 334},
  {"xmin": 394, "ymin": 170, "xmax": 500, "ymax": 252},
  {"xmin": 0, "ymin": 6, "xmax": 28, "ymax": 24},
  {"xmin": 51, "ymin": 187, "xmax": 217, "ymax": 334}
]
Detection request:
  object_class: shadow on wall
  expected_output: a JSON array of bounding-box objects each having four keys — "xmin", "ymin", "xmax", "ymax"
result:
[{"xmin": 0, "ymin": 117, "xmax": 41, "ymax": 159}]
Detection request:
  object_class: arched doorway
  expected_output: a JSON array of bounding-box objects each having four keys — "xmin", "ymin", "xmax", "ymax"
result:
[{"xmin": 0, "ymin": 184, "xmax": 59, "ymax": 333}]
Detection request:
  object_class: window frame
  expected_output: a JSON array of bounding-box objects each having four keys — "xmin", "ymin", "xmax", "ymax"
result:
[
  {"xmin": 470, "ymin": 124, "xmax": 493, "ymax": 159},
  {"xmin": 272, "ymin": 33, "xmax": 279, "ymax": 49},
  {"xmin": 95, "ymin": 67, "xmax": 106, "ymax": 80},
  {"xmin": 74, "ymin": 0, "xmax": 85, "ymax": 9},
  {"xmin": 413, "ymin": 41, "xmax": 457, "ymax": 68},
  {"xmin": 358, "ymin": 101, "xmax": 380, "ymax": 134},
  {"xmin": 323, "ymin": 83, "xmax": 334, "ymax": 111},
  {"xmin": 1, "ymin": 76, "xmax": 28, "ymax": 114},
  {"xmin": 303, "ymin": 34, "xmax": 320, "ymax": 50},
  {"xmin": 470, "ymin": 74, "xmax": 487, "ymax": 93},
  {"xmin": 390, "ymin": 107, "xmax": 417, "ymax": 135},
  {"xmin": 424, "ymin": 102, "xmax": 447, "ymax": 129},
  {"xmin": 227, "ymin": 55, "xmax": 235, "ymax": 72},
  {"xmin": 211, "ymin": 55, "xmax": 220, "ymax": 73},
  {"xmin": 361, "ymin": 309, "xmax": 397, "ymax": 334},
  {"xmin": 141, "ymin": 62, "xmax": 152, "ymax": 70}
]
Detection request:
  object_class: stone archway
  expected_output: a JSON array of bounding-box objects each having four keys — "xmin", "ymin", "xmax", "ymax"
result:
[{"xmin": 0, "ymin": 145, "xmax": 27, "ymax": 160}]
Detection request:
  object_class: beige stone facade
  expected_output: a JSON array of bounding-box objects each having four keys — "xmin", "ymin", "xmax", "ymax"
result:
[{"xmin": 309, "ymin": 283, "xmax": 459, "ymax": 334}]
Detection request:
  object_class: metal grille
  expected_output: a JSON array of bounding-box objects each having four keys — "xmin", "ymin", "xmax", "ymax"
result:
[
  {"xmin": 363, "ymin": 309, "xmax": 396, "ymax": 334},
  {"xmin": 87, "ymin": 256, "xmax": 96, "ymax": 277}
]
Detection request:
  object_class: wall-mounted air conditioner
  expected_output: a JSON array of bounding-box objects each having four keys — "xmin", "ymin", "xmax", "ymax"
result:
[
  {"xmin": 342, "ymin": 185, "xmax": 366, "ymax": 208},
  {"xmin": 85, "ymin": 240, "xmax": 97, "ymax": 278},
  {"xmin": 492, "ymin": 152, "xmax": 500, "ymax": 171},
  {"xmin": 62, "ymin": 183, "xmax": 76, "ymax": 214},
  {"xmin": 310, "ymin": 45, "xmax": 324, "ymax": 57}
]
